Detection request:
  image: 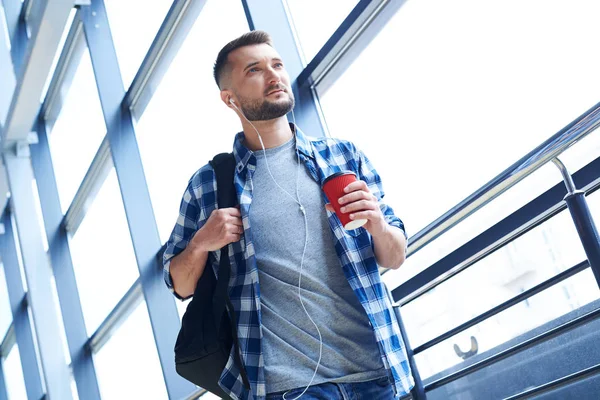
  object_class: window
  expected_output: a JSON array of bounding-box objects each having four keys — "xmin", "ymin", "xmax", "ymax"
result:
[
  {"xmin": 94, "ymin": 300, "xmax": 167, "ymax": 399},
  {"xmin": 0, "ymin": 263, "xmax": 11, "ymax": 339},
  {"xmin": 199, "ymin": 392, "xmax": 221, "ymax": 399},
  {"xmin": 285, "ymin": 0, "xmax": 359, "ymax": 63},
  {"xmin": 3, "ymin": 346, "xmax": 28, "ymax": 400},
  {"xmin": 399, "ymin": 205, "xmax": 595, "ymax": 379},
  {"xmin": 176, "ymin": 297, "xmax": 191, "ymax": 320},
  {"xmin": 48, "ymin": 48, "xmax": 106, "ymax": 213},
  {"xmin": 69, "ymin": 169, "xmax": 139, "ymax": 335},
  {"xmin": 134, "ymin": 0, "xmax": 249, "ymax": 242},
  {"xmin": 421, "ymin": 273, "xmax": 600, "ymax": 399},
  {"xmin": 318, "ymin": 0, "xmax": 600, "ymax": 237},
  {"xmin": 381, "ymin": 125, "xmax": 600, "ymax": 295},
  {"xmin": 104, "ymin": 0, "xmax": 173, "ymax": 89}
]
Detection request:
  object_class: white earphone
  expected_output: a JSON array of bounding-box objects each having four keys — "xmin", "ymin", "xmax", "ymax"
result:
[{"xmin": 228, "ymin": 89, "xmax": 321, "ymax": 400}]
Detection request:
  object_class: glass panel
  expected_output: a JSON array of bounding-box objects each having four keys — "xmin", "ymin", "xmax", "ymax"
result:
[
  {"xmin": 382, "ymin": 125, "xmax": 600, "ymax": 299},
  {"xmin": 3, "ymin": 346, "xmax": 28, "ymax": 400},
  {"xmin": 48, "ymin": 48, "xmax": 106, "ymax": 213},
  {"xmin": 0, "ymin": 263, "xmax": 11, "ymax": 339},
  {"xmin": 104, "ymin": 0, "xmax": 173, "ymax": 89},
  {"xmin": 560, "ymin": 123, "xmax": 600, "ymax": 174},
  {"xmin": 318, "ymin": 0, "xmax": 600, "ymax": 236},
  {"xmin": 425, "ymin": 294, "xmax": 600, "ymax": 399},
  {"xmin": 285, "ymin": 0, "xmax": 359, "ymax": 63},
  {"xmin": 199, "ymin": 392, "xmax": 221, "ymax": 399},
  {"xmin": 94, "ymin": 300, "xmax": 167, "ymax": 400},
  {"xmin": 381, "ymin": 160, "xmax": 559, "ymax": 290},
  {"xmin": 69, "ymin": 169, "xmax": 139, "ymax": 335},
  {"xmin": 399, "ymin": 204, "xmax": 600, "ymax": 379},
  {"xmin": 134, "ymin": 0, "xmax": 248, "ymax": 243},
  {"xmin": 415, "ymin": 270, "xmax": 600, "ymax": 380},
  {"xmin": 176, "ymin": 297, "xmax": 191, "ymax": 320}
]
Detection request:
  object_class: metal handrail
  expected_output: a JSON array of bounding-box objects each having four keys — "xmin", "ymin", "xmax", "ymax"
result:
[
  {"xmin": 424, "ymin": 306, "xmax": 600, "ymax": 391},
  {"xmin": 395, "ymin": 100, "xmax": 600, "ymax": 262},
  {"xmin": 502, "ymin": 362, "xmax": 600, "ymax": 400},
  {"xmin": 412, "ymin": 260, "xmax": 590, "ymax": 355}
]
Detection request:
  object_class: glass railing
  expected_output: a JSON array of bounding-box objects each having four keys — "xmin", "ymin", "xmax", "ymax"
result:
[{"xmin": 389, "ymin": 102, "xmax": 600, "ymax": 399}]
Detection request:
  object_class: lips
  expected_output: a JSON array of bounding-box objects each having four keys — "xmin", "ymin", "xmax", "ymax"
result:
[{"xmin": 266, "ymin": 87, "xmax": 285, "ymax": 96}]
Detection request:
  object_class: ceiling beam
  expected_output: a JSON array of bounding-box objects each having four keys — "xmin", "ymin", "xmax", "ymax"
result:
[{"xmin": 1, "ymin": 0, "xmax": 74, "ymax": 147}]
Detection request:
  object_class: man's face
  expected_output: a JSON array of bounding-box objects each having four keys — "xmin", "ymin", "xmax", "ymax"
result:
[{"xmin": 227, "ymin": 44, "xmax": 295, "ymax": 121}]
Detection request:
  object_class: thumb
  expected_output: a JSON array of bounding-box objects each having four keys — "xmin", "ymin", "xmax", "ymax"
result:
[{"xmin": 324, "ymin": 203, "xmax": 334, "ymax": 212}]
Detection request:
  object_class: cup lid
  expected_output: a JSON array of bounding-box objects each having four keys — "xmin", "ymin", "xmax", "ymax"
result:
[{"xmin": 321, "ymin": 170, "xmax": 356, "ymax": 188}]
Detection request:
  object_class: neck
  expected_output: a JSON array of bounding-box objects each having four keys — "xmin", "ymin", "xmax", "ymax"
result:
[{"xmin": 240, "ymin": 116, "xmax": 293, "ymax": 151}]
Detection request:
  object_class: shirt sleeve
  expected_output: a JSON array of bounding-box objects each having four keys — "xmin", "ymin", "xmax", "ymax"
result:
[
  {"xmin": 354, "ymin": 146, "xmax": 407, "ymax": 240},
  {"xmin": 163, "ymin": 178, "xmax": 201, "ymax": 301}
]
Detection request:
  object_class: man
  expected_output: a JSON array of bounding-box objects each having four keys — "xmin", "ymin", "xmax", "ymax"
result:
[{"xmin": 163, "ymin": 30, "xmax": 414, "ymax": 400}]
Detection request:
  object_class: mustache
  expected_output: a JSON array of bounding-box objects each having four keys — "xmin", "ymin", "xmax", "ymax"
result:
[{"xmin": 265, "ymin": 84, "xmax": 287, "ymax": 95}]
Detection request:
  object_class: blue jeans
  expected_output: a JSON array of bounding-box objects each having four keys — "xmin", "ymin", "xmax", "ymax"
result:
[{"xmin": 265, "ymin": 376, "xmax": 396, "ymax": 400}]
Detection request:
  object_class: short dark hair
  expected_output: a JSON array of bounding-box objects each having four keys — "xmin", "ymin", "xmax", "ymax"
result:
[{"xmin": 213, "ymin": 30, "xmax": 274, "ymax": 89}]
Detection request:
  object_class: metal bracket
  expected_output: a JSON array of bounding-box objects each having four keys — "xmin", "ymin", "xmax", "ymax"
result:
[
  {"xmin": 551, "ymin": 157, "xmax": 577, "ymax": 195},
  {"xmin": 15, "ymin": 141, "xmax": 31, "ymax": 158},
  {"xmin": 454, "ymin": 336, "xmax": 479, "ymax": 360}
]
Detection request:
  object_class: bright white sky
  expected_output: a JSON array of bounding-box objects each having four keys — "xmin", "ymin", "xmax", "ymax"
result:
[{"xmin": 2, "ymin": 0, "xmax": 600, "ymax": 398}]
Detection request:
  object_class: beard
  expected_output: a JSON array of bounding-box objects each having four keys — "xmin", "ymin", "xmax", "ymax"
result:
[{"xmin": 235, "ymin": 89, "xmax": 295, "ymax": 121}]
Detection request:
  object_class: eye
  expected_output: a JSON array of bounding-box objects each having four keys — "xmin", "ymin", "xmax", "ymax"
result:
[
  {"xmin": 249, "ymin": 67, "xmax": 259, "ymax": 73},
  {"xmin": 274, "ymin": 62, "xmax": 284, "ymax": 68}
]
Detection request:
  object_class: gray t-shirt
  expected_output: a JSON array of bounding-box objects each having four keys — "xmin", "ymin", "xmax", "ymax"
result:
[{"xmin": 248, "ymin": 137, "xmax": 385, "ymax": 394}]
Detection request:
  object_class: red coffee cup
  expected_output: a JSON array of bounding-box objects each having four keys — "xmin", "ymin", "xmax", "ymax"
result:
[{"xmin": 322, "ymin": 171, "xmax": 367, "ymax": 230}]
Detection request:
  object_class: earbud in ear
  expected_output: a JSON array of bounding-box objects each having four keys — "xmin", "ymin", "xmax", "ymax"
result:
[{"xmin": 229, "ymin": 98, "xmax": 235, "ymax": 104}]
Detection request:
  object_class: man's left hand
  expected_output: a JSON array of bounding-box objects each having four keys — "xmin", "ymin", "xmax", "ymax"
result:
[{"xmin": 324, "ymin": 180, "xmax": 388, "ymax": 237}]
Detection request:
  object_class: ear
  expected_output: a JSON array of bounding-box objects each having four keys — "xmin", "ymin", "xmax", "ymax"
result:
[{"xmin": 220, "ymin": 90, "xmax": 235, "ymax": 109}]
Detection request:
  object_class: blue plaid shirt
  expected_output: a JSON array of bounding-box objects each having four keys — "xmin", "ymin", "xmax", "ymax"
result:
[{"xmin": 164, "ymin": 125, "xmax": 414, "ymax": 399}]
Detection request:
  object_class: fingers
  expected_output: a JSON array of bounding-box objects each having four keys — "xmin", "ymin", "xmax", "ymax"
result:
[
  {"xmin": 230, "ymin": 223, "xmax": 244, "ymax": 234},
  {"xmin": 343, "ymin": 180, "xmax": 369, "ymax": 194},
  {"xmin": 224, "ymin": 223, "xmax": 243, "ymax": 243},
  {"xmin": 213, "ymin": 208, "xmax": 243, "ymax": 225},
  {"xmin": 340, "ymin": 199, "xmax": 377, "ymax": 214},
  {"xmin": 223, "ymin": 207, "xmax": 242, "ymax": 217},
  {"xmin": 338, "ymin": 189, "xmax": 377, "ymax": 206},
  {"xmin": 349, "ymin": 209, "xmax": 380, "ymax": 221},
  {"xmin": 228, "ymin": 232, "xmax": 242, "ymax": 241},
  {"xmin": 229, "ymin": 216, "xmax": 243, "ymax": 227},
  {"xmin": 223, "ymin": 208, "xmax": 243, "ymax": 228}
]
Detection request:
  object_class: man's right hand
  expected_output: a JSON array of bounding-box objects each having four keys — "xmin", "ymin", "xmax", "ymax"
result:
[{"xmin": 191, "ymin": 207, "xmax": 243, "ymax": 252}]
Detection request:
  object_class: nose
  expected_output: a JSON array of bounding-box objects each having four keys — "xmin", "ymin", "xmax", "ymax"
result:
[{"xmin": 265, "ymin": 65, "xmax": 281, "ymax": 84}]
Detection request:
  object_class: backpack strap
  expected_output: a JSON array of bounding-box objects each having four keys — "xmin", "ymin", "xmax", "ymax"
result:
[
  {"xmin": 209, "ymin": 153, "xmax": 236, "ymax": 329},
  {"xmin": 209, "ymin": 153, "xmax": 250, "ymax": 390}
]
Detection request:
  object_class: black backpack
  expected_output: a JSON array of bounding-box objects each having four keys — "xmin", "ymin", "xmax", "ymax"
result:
[{"xmin": 171, "ymin": 153, "xmax": 250, "ymax": 398}]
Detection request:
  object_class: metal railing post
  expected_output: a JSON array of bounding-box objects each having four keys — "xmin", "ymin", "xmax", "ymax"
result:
[
  {"xmin": 393, "ymin": 305, "xmax": 427, "ymax": 399},
  {"xmin": 552, "ymin": 158, "xmax": 600, "ymax": 287}
]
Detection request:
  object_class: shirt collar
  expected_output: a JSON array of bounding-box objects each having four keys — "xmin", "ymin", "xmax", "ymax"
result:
[{"xmin": 232, "ymin": 123, "xmax": 314, "ymax": 173}]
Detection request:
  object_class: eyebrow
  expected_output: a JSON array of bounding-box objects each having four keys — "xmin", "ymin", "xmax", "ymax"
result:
[
  {"xmin": 243, "ymin": 61, "xmax": 260, "ymax": 72},
  {"xmin": 243, "ymin": 58, "xmax": 284, "ymax": 72}
]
